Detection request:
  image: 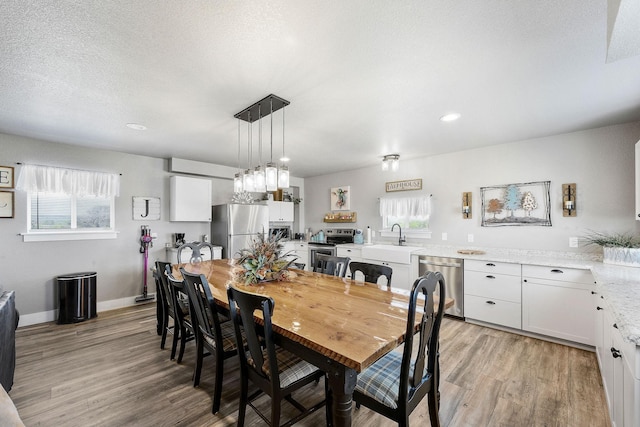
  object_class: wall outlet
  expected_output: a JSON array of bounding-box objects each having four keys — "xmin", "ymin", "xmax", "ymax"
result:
[
  {"xmin": 569, "ymin": 237, "xmax": 579, "ymax": 248},
  {"xmin": 442, "ymin": 232, "xmax": 448, "ymax": 241},
  {"xmin": 467, "ymin": 234, "xmax": 474, "ymax": 243}
]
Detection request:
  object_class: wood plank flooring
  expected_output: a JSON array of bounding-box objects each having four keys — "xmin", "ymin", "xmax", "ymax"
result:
[{"xmin": 10, "ymin": 304, "xmax": 610, "ymax": 426}]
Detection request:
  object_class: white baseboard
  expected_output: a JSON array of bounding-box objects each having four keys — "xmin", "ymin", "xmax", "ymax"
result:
[{"xmin": 18, "ymin": 294, "xmax": 156, "ymax": 327}]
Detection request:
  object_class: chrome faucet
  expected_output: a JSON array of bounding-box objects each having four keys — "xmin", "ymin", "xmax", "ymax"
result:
[{"xmin": 391, "ymin": 223, "xmax": 406, "ymax": 246}]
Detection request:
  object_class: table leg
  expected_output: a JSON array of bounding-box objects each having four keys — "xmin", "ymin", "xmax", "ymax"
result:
[{"xmin": 326, "ymin": 366, "xmax": 357, "ymax": 427}]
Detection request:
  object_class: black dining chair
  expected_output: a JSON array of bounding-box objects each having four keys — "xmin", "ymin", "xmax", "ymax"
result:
[
  {"xmin": 312, "ymin": 254, "xmax": 350, "ymax": 278},
  {"xmin": 226, "ymin": 286, "xmax": 329, "ymax": 427},
  {"xmin": 154, "ymin": 260, "xmax": 175, "ymax": 351},
  {"xmin": 348, "ymin": 261, "xmax": 393, "ymax": 287},
  {"xmin": 177, "ymin": 242, "xmax": 216, "ymax": 263},
  {"xmin": 180, "ymin": 268, "xmax": 240, "ymax": 414},
  {"xmin": 165, "ymin": 266, "xmax": 196, "ymax": 363},
  {"xmin": 353, "ymin": 271, "xmax": 446, "ymax": 427}
]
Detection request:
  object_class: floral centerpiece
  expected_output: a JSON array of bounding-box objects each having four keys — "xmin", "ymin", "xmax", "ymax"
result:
[{"xmin": 233, "ymin": 232, "xmax": 297, "ymax": 284}]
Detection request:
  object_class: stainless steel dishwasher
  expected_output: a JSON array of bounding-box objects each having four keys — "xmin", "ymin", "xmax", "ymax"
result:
[{"xmin": 418, "ymin": 255, "xmax": 464, "ymax": 318}]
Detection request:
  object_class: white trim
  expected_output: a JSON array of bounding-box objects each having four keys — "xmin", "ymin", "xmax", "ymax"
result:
[
  {"xmin": 17, "ymin": 294, "xmax": 156, "ymax": 327},
  {"xmin": 21, "ymin": 230, "xmax": 119, "ymax": 242},
  {"xmin": 379, "ymin": 230, "xmax": 432, "ymax": 239}
]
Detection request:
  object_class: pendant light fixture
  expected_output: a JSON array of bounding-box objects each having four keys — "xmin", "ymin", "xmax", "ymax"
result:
[
  {"xmin": 278, "ymin": 104, "xmax": 290, "ymax": 188},
  {"xmin": 233, "ymin": 118, "xmax": 243, "ymax": 193},
  {"xmin": 235, "ymin": 94, "xmax": 290, "ymax": 192},
  {"xmin": 253, "ymin": 104, "xmax": 266, "ymax": 192}
]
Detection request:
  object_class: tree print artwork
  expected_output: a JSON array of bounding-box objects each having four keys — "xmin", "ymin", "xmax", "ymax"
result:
[
  {"xmin": 480, "ymin": 181, "xmax": 551, "ymax": 227},
  {"xmin": 521, "ymin": 191, "xmax": 538, "ymax": 217}
]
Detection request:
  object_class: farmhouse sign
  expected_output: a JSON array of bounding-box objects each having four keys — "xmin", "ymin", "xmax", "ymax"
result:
[{"xmin": 385, "ymin": 179, "xmax": 422, "ymax": 192}]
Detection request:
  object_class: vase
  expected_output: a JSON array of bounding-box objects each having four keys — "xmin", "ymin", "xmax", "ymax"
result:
[{"xmin": 602, "ymin": 247, "xmax": 640, "ymax": 268}]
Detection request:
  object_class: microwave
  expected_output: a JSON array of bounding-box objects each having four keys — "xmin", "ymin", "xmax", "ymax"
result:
[{"xmin": 269, "ymin": 226, "xmax": 291, "ymax": 240}]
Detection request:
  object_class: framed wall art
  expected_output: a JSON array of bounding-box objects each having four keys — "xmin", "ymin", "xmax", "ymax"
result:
[
  {"xmin": 132, "ymin": 196, "xmax": 161, "ymax": 220},
  {"xmin": 0, "ymin": 166, "xmax": 14, "ymax": 189},
  {"xmin": 330, "ymin": 186, "xmax": 350, "ymax": 211},
  {"xmin": 481, "ymin": 181, "xmax": 551, "ymax": 227},
  {"xmin": 0, "ymin": 191, "xmax": 15, "ymax": 218}
]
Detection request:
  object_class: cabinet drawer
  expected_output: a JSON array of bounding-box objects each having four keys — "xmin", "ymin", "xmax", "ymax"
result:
[
  {"xmin": 522, "ymin": 264, "xmax": 594, "ymax": 284},
  {"xmin": 464, "ymin": 270, "xmax": 521, "ymax": 303},
  {"xmin": 465, "ymin": 259, "xmax": 521, "ymax": 276},
  {"xmin": 465, "ymin": 294, "xmax": 522, "ymax": 329},
  {"xmin": 293, "ymin": 242, "xmax": 308, "ymax": 250},
  {"xmin": 337, "ymin": 247, "xmax": 362, "ymax": 258}
]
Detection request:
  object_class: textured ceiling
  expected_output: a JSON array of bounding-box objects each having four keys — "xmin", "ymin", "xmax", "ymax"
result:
[{"xmin": 1, "ymin": 1, "xmax": 640, "ymax": 178}]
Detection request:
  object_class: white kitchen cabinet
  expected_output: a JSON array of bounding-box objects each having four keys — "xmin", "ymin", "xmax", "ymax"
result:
[
  {"xmin": 285, "ymin": 241, "xmax": 308, "ymax": 270},
  {"xmin": 267, "ymin": 201, "xmax": 294, "ymax": 222},
  {"xmin": 464, "ymin": 260, "xmax": 522, "ymax": 329},
  {"xmin": 169, "ymin": 175, "xmax": 212, "ymax": 222},
  {"xmin": 636, "ymin": 141, "xmax": 640, "ymax": 221},
  {"xmin": 598, "ymin": 301, "xmax": 640, "ymax": 427},
  {"xmin": 337, "ymin": 246, "xmax": 363, "ymax": 280},
  {"xmin": 522, "ymin": 265, "xmax": 595, "ymax": 345}
]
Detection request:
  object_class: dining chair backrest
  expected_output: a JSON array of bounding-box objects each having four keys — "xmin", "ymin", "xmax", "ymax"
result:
[
  {"xmin": 312, "ymin": 254, "xmax": 350, "ymax": 278},
  {"xmin": 165, "ymin": 265, "xmax": 195, "ymax": 362},
  {"xmin": 155, "ymin": 261, "xmax": 173, "ymax": 316},
  {"xmin": 348, "ymin": 261, "xmax": 393, "ymax": 287},
  {"xmin": 177, "ymin": 242, "xmax": 215, "ymax": 263},
  {"xmin": 179, "ymin": 268, "xmax": 225, "ymax": 349},
  {"xmin": 227, "ymin": 286, "xmax": 278, "ymax": 387}
]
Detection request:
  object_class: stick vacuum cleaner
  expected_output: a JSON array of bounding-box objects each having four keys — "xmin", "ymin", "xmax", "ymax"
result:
[{"xmin": 135, "ymin": 225, "xmax": 156, "ymax": 303}]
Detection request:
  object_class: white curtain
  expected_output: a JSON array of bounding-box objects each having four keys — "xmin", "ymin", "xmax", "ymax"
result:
[
  {"xmin": 379, "ymin": 195, "xmax": 431, "ymax": 217},
  {"xmin": 17, "ymin": 164, "xmax": 120, "ymax": 197}
]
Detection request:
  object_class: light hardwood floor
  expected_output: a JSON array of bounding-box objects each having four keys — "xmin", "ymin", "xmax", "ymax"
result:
[{"xmin": 10, "ymin": 304, "xmax": 610, "ymax": 426}]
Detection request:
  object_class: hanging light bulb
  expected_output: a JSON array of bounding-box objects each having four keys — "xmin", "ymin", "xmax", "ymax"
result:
[
  {"xmin": 253, "ymin": 104, "xmax": 266, "ymax": 192},
  {"xmin": 266, "ymin": 97, "xmax": 278, "ymax": 191},
  {"xmin": 278, "ymin": 105, "xmax": 290, "ymax": 189}
]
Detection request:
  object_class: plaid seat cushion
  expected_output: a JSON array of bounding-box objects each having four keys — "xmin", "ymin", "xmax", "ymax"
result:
[
  {"xmin": 248, "ymin": 346, "xmax": 320, "ymax": 388},
  {"xmin": 355, "ymin": 351, "xmax": 427, "ymax": 409},
  {"xmin": 203, "ymin": 320, "xmax": 238, "ymax": 352}
]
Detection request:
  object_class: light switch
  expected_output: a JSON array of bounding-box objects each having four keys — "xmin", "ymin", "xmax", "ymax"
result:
[
  {"xmin": 442, "ymin": 232, "xmax": 448, "ymax": 241},
  {"xmin": 569, "ymin": 237, "xmax": 579, "ymax": 248},
  {"xmin": 467, "ymin": 234, "xmax": 474, "ymax": 243}
]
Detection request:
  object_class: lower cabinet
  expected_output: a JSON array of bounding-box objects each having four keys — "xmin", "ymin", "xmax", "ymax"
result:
[
  {"xmin": 597, "ymin": 299, "xmax": 640, "ymax": 427},
  {"xmin": 464, "ymin": 260, "xmax": 522, "ymax": 329},
  {"xmin": 284, "ymin": 241, "xmax": 308, "ymax": 270},
  {"xmin": 522, "ymin": 265, "xmax": 595, "ymax": 346},
  {"xmin": 336, "ymin": 246, "xmax": 362, "ymax": 279}
]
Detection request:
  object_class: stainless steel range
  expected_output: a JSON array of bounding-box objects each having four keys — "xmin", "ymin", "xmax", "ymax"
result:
[{"xmin": 308, "ymin": 228, "xmax": 354, "ymax": 269}]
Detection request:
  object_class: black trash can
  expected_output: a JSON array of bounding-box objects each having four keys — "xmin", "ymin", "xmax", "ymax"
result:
[{"xmin": 57, "ymin": 272, "xmax": 97, "ymax": 324}]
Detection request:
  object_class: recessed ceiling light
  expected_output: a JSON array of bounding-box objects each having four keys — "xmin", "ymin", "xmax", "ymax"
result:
[
  {"xmin": 126, "ymin": 123, "xmax": 147, "ymax": 131},
  {"xmin": 440, "ymin": 113, "xmax": 461, "ymax": 122}
]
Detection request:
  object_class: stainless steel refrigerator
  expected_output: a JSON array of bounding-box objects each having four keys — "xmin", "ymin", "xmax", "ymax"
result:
[{"xmin": 210, "ymin": 203, "xmax": 269, "ymax": 259}]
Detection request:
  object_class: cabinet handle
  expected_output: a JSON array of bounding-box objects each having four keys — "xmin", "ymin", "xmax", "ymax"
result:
[
  {"xmin": 611, "ymin": 347, "xmax": 622, "ymax": 359},
  {"xmin": 486, "ymin": 263, "xmax": 495, "ymax": 267},
  {"xmin": 591, "ymin": 291, "xmax": 596, "ymax": 295},
  {"xmin": 486, "ymin": 300, "xmax": 496, "ymax": 305},
  {"xmin": 523, "ymin": 279, "xmax": 528, "ymax": 283},
  {"xmin": 613, "ymin": 323, "xmax": 618, "ymax": 329},
  {"xmin": 596, "ymin": 306, "xmax": 603, "ymax": 311},
  {"xmin": 486, "ymin": 275, "xmax": 495, "ymax": 279},
  {"xmin": 550, "ymin": 269, "xmax": 563, "ymax": 274}
]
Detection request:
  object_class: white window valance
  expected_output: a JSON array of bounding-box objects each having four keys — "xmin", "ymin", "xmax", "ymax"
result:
[
  {"xmin": 17, "ymin": 164, "xmax": 120, "ymax": 197},
  {"xmin": 379, "ymin": 195, "xmax": 431, "ymax": 217}
]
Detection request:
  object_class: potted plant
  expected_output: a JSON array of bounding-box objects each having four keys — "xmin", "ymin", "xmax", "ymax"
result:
[{"xmin": 583, "ymin": 231, "xmax": 640, "ymax": 267}]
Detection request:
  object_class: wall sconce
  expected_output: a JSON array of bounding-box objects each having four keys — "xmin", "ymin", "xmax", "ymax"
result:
[
  {"xmin": 562, "ymin": 183, "xmax": 576, "ymax": 217},
  {"xmin": 462, "ymin": 192, "xmax": 472, "ymax": 219},
  {"xmin": 381, "ymin": 154, "xmax": 400, "ymax": 172}
]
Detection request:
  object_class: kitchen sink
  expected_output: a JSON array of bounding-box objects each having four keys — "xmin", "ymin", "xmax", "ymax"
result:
[{"xmin": 360, "ymin": 244, "xmax": 423, "ymax": 264}]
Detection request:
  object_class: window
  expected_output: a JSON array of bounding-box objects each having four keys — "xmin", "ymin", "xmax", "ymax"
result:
[
  {"xmin": 29, "ymin": 193, "xmax": 114, "ymax": 230},
  {"xmin": 17, "ymin": 164, "xmax": 120, "ymax": 241},
  {"xmin": 380, "ymin": 195, "xmax": 432, "ymax": 238}
]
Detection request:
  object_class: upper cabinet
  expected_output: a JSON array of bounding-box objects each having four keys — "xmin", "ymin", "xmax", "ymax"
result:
[
  {"xmin": 170, "ymin": 175, "xmax": 212, "ymax": 222},
  {"xmin": 267, "ymin": 201, "xmax": 294, "ymax": 222},
  {"xmin": 636, "ymin": 141, "xmax": 639, "ymax": 220}
]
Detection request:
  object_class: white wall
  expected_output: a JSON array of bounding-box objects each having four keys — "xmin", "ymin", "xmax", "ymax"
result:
[
  {"xmin": 0, "ymin": 133, "xmax": 233, "ymax": 320},
  {"xmin": 304, "ymin": 122, "xmax": 640, "ymax": 252}
]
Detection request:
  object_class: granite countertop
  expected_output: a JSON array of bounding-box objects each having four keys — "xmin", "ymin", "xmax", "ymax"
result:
[{"xmin": 338, "ymin": 243, "xmax": 640, "ymax": 346}]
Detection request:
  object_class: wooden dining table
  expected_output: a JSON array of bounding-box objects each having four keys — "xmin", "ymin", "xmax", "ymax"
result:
[{"xmin": 173, "ymin": 259, "xmax": 453, "ymax": 427}]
